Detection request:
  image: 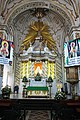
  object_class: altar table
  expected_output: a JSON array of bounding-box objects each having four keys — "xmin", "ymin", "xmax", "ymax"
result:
[{"xmin": 27, "ymin": 86, "xmax": 49, "ymax": 97}]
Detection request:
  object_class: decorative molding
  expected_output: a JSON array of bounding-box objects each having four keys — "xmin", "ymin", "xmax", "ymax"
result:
[
  {"xmin": 5, "ymin": 1, "xmax": 49, "ymax": 24},
  {"xmin": 5, "ymin": 1, "xmax": 72, "ymax": 27},
  {"xmin": 0, "ymin": 25, "xmax": 10, "ymax": 35},
  {"xmin": 69, "ymin": 25, "xmax": 80, "ymax": 37}
]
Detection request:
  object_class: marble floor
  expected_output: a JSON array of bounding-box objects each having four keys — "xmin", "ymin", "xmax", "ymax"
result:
[{"xmin": 25, "ymin": 110, "xmax": 50, "ymax": 120}]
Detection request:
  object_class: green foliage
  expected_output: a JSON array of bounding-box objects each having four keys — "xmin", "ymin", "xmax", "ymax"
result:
[
  {"xmin": 54, "ymin": 91, "xmax": 66, "ymax": 100},
  {"xmin": 48, "ymin": 76, "xmax": 53, "ymax": 82},
  {"xmin": 22, "ymin": 76, "xmax": 28, "ymax": 82},
  {"xmin": 2, "ymin": 85, "xmax": 11, "ymax": 95}
]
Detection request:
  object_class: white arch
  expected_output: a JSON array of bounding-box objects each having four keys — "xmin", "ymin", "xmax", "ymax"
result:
[{"xmin": 4, "ymin": 1, "xmax": 74, "ymax": 26}]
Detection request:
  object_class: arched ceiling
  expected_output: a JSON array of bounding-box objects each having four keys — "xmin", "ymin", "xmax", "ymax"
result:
[
  {"xmin": 0, "ymin": 0, "xmax": 80, "ymax": 55},
  {"xmin": 12, "ymin": 8, "xmax": 65, "ymax": 54},
  {"xmin": 0, "ymin": 0, "xmax": 79, "ymax": 24}
]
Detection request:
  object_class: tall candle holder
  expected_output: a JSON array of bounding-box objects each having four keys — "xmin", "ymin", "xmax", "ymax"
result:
[
  {"xmin": 22, "ymin": 76, "xmax": 28, "ymax": 97},
  {"xmin": 46, "ymin": 76, "xmax": 53, "ymax": 98}
]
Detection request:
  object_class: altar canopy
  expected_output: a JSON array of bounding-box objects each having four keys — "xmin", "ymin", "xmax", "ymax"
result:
[{"xmin": 20, "ymin": 32, "xmax": 55, "ymax": 79}]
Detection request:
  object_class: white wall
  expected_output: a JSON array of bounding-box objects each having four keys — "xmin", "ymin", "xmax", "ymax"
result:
[
  {"xmin": 2, "ymin": 64, "xmax": 14, "ymax": 92},
  {"xmin": 0, "ymin": 77, "xmax": 2, "ymax": 94}
]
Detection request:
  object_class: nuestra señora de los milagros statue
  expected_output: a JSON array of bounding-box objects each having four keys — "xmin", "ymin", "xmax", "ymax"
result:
[{"xmin": 35, "ymin": 72, "xmax": 41, "ymax": 81}]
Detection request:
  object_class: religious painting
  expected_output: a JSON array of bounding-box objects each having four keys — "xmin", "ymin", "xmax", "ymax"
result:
[
  {"xmin": 64, "ymin": 38, "xmax": 80, "ymax": 67},
  {"xmin": 0, "ymin": 39, "xmax": 13, "ymax": 58},
  {"xmin": 34, "ymin": 62, "xmax": 42, "ymax": 76},
  {"xmin": 0, "ymin": 37, "xmax": 14, "ymax": 65}
]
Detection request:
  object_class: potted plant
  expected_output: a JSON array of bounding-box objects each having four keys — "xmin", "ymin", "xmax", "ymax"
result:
[
  {"xmin": 22, "ymin": 76, "xmax": 28, "ymax": 83},
  {"xmin": 47, "ymin": 76, "xmax": 53, "ymax": 83},
  {"xmin": 2, "ymin": 85, "xmax": 11, "ymax": 98}
]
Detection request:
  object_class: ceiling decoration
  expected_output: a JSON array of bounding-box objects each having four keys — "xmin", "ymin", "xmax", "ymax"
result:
[
  {"xmin": 21, "ymin": 19, "xmax": 56, "ymax": 53},
  {"xmin": 12, "ymin": 7, "xmax": 64, "ymax": 54},
  {"xmin": 0, "ymin": 0, "xmax": 79, "ymax": 25},
  {"xmin": 31, "ymin": 8, "xmax": 49, "ymax": 19}
]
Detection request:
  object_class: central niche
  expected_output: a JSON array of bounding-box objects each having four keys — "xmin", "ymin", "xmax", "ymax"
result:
[{"xmin": 34, "ymin": 62, "xmax": 42, "ymax": 76}]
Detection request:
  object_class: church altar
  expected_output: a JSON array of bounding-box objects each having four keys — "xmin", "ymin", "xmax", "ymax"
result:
[
  {"xmin": 27, "ymin": 86, "xmax": 49, "ymax": 97},
  {"xmin": 19, "ymin": 38, "xmax": 55, "ymax": 97}
]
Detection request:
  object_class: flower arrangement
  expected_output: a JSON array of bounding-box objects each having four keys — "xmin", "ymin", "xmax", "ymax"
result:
[
  {"xmin": 54, "ymin": 91, "xmax": 66, "ymax": 100},
  {"xmin": 2, "ymin": 85, "xmax": 11, "ymax": 98},
  {"xmin": 48, "ymin": 76, "xmax": 53, "ymax": 82},
  {"xmin": 22, "ymin": 76, "xmax": 28, "ymax": 82}
]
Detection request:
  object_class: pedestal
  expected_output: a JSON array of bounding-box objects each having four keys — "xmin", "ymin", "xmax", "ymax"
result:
[{"xmin": 67, "ymin": 80, "xmax": 79, "ymax": 99}]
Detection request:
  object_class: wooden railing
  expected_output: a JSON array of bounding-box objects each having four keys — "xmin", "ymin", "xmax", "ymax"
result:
[{"xmin": 0, "ymin": 97, "xmax": 80, "ymax": 120}]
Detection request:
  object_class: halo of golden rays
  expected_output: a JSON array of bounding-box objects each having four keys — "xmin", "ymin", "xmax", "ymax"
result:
[{"xmin": 20, "ymin": 20, "xmax": 57, "ymax": 53}]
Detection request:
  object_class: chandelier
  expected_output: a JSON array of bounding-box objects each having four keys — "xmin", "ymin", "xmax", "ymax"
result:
[{"xmin": 32, "ymin": 8, "xmax": 48, "ymax": 19}]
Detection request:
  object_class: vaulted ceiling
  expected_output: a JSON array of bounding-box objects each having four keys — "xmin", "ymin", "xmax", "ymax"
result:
[{"xmin": 0, "ymin": 0, "xmax": 80, "ymax": 55}]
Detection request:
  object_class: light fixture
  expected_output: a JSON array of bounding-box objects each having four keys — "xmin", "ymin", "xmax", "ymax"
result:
[{"xmin": 32, "ymin": 8, "xmax": 48, "ymax": 19}]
